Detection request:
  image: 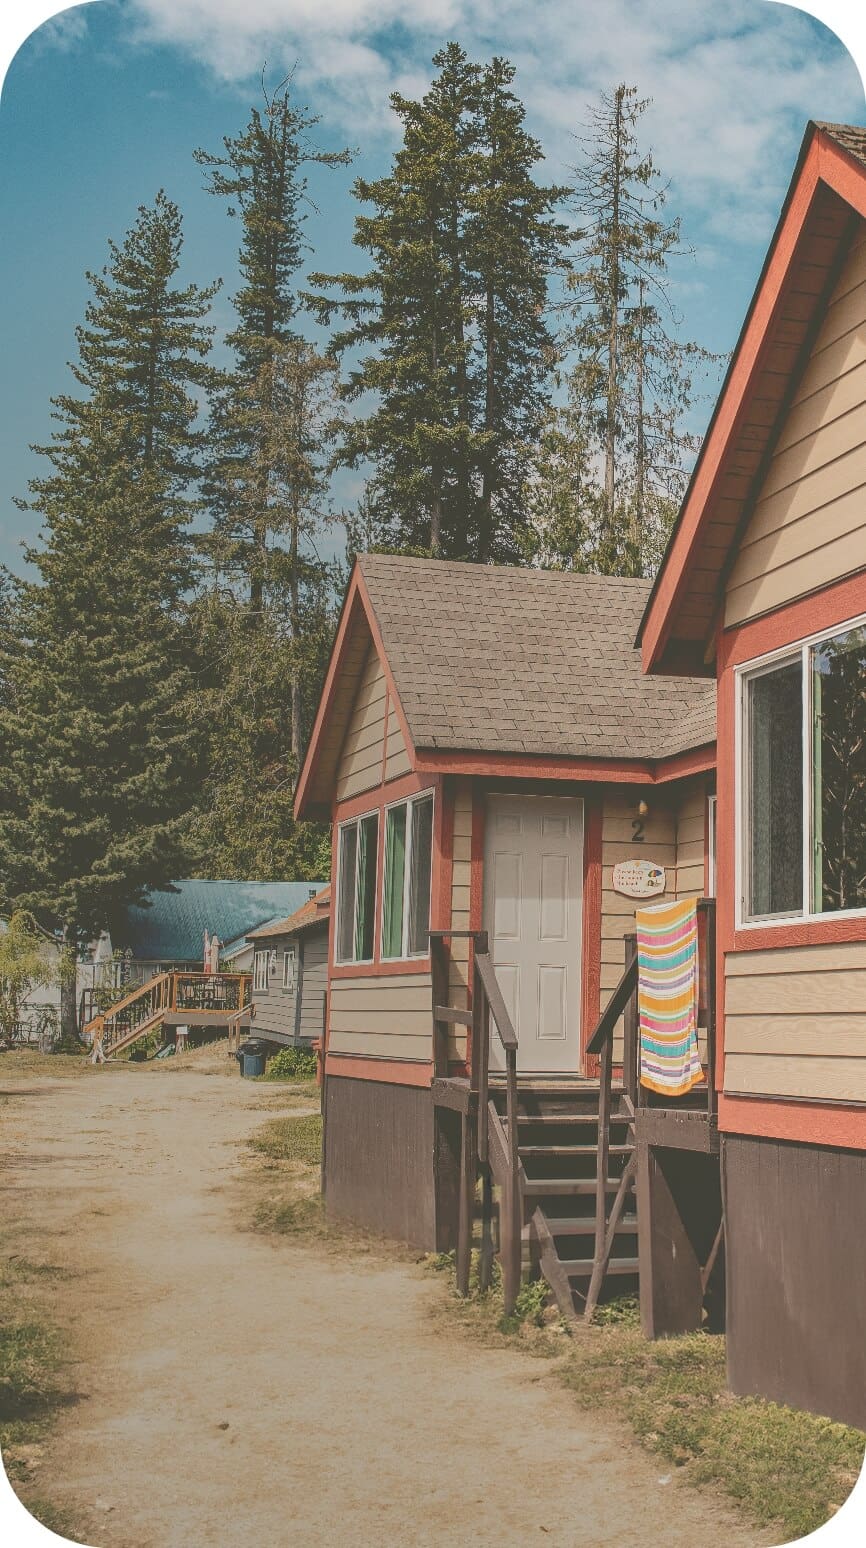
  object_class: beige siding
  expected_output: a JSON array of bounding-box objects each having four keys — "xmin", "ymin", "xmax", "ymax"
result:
[
  {"xmin": 385, "ymin": 703, "xmax": 412, "ymax": 782},
  {"xmin": 674, "ymin": 778, "xmax": 708, "ymax": 899},
  {"xmin": 723, "ymin": 941, "xmax": 866, "ymax": 1101},
  {"xmin": 335, "ymin": 646, "xmax": 387, "ymax": 802},
  {"xmin": 447, "ymin": 778, "xmax": 473, "ymax": 1029},
  {"xmin": 328, "ymin": 972, "xmax": 433, "ymax": 1062},
  {"xmin": 601, "ymin": 789, "xmax": 677, "ymax": 1060},
  {"xmin": 726, "ymin": 224, "xmax": 866, "ymax": 626}
]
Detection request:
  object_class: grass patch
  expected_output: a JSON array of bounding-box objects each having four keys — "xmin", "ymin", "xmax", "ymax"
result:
[
  {"xmin": 559, "ymin": 1318, "xmax": 865, "ymax": 1540},
  {"xmin": 247, "ymin": 1112, "xmax": 323, "ymax": 1166}
]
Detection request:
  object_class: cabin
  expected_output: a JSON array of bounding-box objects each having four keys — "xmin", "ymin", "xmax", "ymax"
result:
[
  {"xmin": 639, "ymin": 121, "xmax": 866, "ymax": 1428},
  {"xmin": 295, "ymin": 554, "xmax": 717, "ymax": 1297},
  {"xmin": 246, "ymin": 887, "xmax": 330, "ymax": 1049}
]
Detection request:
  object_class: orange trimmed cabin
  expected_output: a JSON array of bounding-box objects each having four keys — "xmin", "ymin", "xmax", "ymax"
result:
[
  {"xmin": 295, "ymin": 554, "xmax": 717, "ymax": 1306},
  {"xmin": 639, "ymin": 121, "xmax": 866, "ymax": 1428}
]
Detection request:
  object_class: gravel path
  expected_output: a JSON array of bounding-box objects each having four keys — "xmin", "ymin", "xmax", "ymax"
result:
[{"xmin": 0, "ymin": 1061, "xmax": 770, "ymax": 1547}]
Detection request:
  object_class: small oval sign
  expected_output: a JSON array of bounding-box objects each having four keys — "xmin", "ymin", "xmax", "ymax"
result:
[{"xmin": 612, "ymin": 859, "xmax": 667, "ymax": 899}]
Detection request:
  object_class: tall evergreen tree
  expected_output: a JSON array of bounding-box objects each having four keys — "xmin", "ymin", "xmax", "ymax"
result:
[
  {"xmin": 192, "ymin": 83, "xmax": 350, "ymax": 876},
  {"xmin": 0, "ymin": 196, "xmax": 217, "ymax": 1040},
  {"xmin": 308, "ymin": 42, "xmax": 569, "ymax": 563},
  {"xmin": 545, "ymin": 84, "xmax": 717, "ymax": 575}
]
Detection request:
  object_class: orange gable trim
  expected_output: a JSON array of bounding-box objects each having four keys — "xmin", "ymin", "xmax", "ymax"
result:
[
  {"xmin": 640, "ymin": 124, "xmax": 866, "ymax": 675},
  {"xmin": 414, "ymin": 743, "xmax": 715, "ymax": 785}
]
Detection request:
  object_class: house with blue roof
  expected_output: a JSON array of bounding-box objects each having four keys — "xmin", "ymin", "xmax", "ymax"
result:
[{"xmin": 109, "ymin": 880, "xmax": 327, "ymax": 976}]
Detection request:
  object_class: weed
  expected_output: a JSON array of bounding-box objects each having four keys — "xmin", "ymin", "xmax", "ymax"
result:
[
  {"xmin": 247, "ymin": 1113, "xmax": 322, "ymax": 1166},
  {"xmin": 264, "ymin": 1047, "xmax": 318, "ymax": 1081}
]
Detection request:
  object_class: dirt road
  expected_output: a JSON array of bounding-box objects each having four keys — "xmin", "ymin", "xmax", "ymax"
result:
[{"xmin": 0, "ymin": 1060, "xmax": 768, "ymax": 1548}]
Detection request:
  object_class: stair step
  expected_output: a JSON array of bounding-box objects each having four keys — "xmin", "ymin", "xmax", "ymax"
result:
[
  {"xmin": 516, "ymin": 1112, "xmax": 626, "ymax": 1125},
  {"xmin": 524, "ymin": 1178, "xmax": 633, "ymax": 1197},
  {"xmin": 560, "ymin": 1257, "xmax": 640, "ymax": 1278},
  {"xmin": 519, "ymin": 1143, "xmax": 633, "ymax": 1157},
  {"xmin": 544, "ymin": 1216, "xmax": 638, "ymax": 1236}
]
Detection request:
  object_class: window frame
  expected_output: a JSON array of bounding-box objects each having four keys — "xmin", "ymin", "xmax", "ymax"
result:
[
  {"xmin": 707, "ymin": 794, "xmax": 717, "ymax": 897},
  {"xmin": 379, "ymin": 788, "xmax": 436, "ymax": 962},
  {"xmin": 334, "ymin": 807, "xmax": 380, "ymax": 965},
  {"xmin": 282, "ymin": 947, "xmax": 297, "ymax": 992},
  {"xmin": 253, "ymin": 950, "xmax": 270, "ymax": 993},
  {"xmin": 735, "ymin": 608, "xmax": 866, "ymax": 929}
]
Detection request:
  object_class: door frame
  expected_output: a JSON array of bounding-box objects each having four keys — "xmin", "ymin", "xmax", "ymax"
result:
[{"xmin": 480, "ymin": 788, "xmax": 587, "ymax": 1075}]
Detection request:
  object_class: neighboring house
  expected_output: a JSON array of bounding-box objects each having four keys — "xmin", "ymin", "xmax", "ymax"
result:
[
  {"xmin": 638, "ymin": 121, "xmax": 866, "ymax": 1428},
  {"xmin": 294, "ymin": 554, "xmax": 716, "ymax": 1252},
  {"xmin": 109, "ymin": 880, "xmax": 326, "ymax": 978},
  {"xmin": 246, "ymin": 887, "xmax": 330, "ymax": 1048}
]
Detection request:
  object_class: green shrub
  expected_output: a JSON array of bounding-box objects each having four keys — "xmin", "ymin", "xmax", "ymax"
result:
[{"xmin": 264, "ymin": 1046, "xmax": 317, "ymax": 1081}]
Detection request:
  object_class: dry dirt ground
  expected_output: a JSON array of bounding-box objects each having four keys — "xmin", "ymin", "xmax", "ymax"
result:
[{"xmin": 0, "ymin": 1052, "xmax": 774, "ymax": 1548}]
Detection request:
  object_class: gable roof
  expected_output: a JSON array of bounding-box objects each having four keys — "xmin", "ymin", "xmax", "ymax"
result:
[
  {"xmin": 246, "ymin": 886, "xmax": 331, "ymax": 941},
  {"xmin": 295, "ymin": 555, "xmax": 715, "ymax": 818},
  {"xmin": 639, "ymin": 120, "xmax": 866, "ymax": 675},
  {"xmin": 112, "ymin": 880, "xmax": 327, "ymax": 962}
]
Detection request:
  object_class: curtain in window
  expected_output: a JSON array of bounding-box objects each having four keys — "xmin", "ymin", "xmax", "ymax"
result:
[
  {"xmin": 748, "ymin": 661, "xmax": 803, "ymax": 917},
  {"xmin": 354, "ymin": 814, "xmax": 378, "ymax": 961},
  {"xmin": 813, "ymin": 625, "xmax": 866, "ymax": 913},
  {"xmin": 408, "ymin": 796, "xmax": 434, "ymax": 955},
  {"xmin": 337, "ymin": 824, "xmax": 358, "ymax": 962},
  {"xmin": 382, "ymin": 805, "xmax": 407, "ymax": 957}
]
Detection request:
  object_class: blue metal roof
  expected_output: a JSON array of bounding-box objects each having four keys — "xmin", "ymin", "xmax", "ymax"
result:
[{"xmin": 112, "ymin": 880, "xmax": 326, "ymax": 964}]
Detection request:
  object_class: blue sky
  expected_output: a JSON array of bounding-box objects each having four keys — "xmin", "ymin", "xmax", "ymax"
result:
[{"xmin": 1, "ymin": 0, "xmax": 864, "ymax": 575}]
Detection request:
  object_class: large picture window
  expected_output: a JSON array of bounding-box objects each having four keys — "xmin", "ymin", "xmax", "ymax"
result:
[
  {"xmin": 336, "ymin": 812, "xmax": 379, "ymax": 963},
  {"xmin": 381, "ymin": 792, "xmax": 434, "ymax": 959},
  {"xmin": 739, "ymin": 616, "xmax": 866, "ymax": 922}
]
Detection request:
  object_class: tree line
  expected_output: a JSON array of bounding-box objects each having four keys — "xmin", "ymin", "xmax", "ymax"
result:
[{"xmin": 0, "ymin": 46, "xmax": 718, "ymax": 1040}]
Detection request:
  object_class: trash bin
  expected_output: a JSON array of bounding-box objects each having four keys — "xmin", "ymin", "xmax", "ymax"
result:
[{"xmin": 238, "ymin": 1039, "xmax": 267, "ymax": 1079}]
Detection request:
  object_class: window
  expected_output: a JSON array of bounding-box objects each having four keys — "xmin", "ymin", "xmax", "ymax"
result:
[
  {"xmin": 282, "ymin": 948, "xmax": 297, "ymax": 992},
  {"xmin": 381, "ymin": 792, "xmax": 434, "ymax": 959},
  {"xmin": 253, "ymin": 950, "xmax": 269, "ymax": 992},
  {"xmin": 336, "ymin": 811, "xmax": 379, "ymax": 963},
  {"xmin": 739, "ymin": 616, "xmax": 866, "ymax": 922}
]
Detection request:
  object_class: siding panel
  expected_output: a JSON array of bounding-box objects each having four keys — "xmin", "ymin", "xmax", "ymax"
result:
[
  {"xmin": 723, "ymin": 942, "xmax": 866, "ymax": 1101},
  {"xmin": 335, "ymin": 646, "xmax": 388, "ymax": 801},
  {"xmin": 726, "ymin": 224, "xmax": 866, "ymax": 626}
]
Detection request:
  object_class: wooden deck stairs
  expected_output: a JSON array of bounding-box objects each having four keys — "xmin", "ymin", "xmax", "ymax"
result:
[
  {"xmin": 84, "ymin": 972, "xmax": 252, "ymax": 1059},
  {"xmin": 431, "ymin": 905, "xmax": 717, "ymax": 1326},
  {"xmin": 494, "ymin": 1083, "xmax": 639, "ymax": 1321}
]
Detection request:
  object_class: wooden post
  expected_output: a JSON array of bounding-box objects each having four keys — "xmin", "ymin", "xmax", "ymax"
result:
[
  {"xmin": 703, "ymin": 902, "xmax": 718, "ymax": 1121},
  {"xmin": 456, "ymin": 1093, "xmax": 477, "ymax": 1297},
  {"xmin": 503, "ymin": 1045, "xmax": 521, "ymax": 1317},
  {"xmin": 622, "ymin": 933, "xmax": 638, "ymax": 1107},
  {"xmin": 479, "ymin": 1164, "xmax": 494, "ymax": 1292}
]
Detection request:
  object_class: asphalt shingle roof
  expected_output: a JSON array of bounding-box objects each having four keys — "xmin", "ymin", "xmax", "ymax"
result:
[
  {"xmin": 113, "ymin": 880, "xmax": 328, "ymax": 962},
  {"xmin": 247, "ymin": 886, "xmax": 331, "ymax": 941},
  {"xmin": 814, "ymin": 122, "xmax": 866, "ymax": 168},
  {"xmin": 358, "ymin": 554, "xmax": 715, "ymax": 762}
]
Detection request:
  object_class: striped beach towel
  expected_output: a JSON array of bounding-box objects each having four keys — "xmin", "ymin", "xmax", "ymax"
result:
[{"xmin": 636, "ymin": 897, "xmax": 704, "ymax": 1098}]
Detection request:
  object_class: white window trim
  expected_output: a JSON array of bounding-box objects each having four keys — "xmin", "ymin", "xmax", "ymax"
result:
[
  {"xmin": 707, "ymin": 794, "xmax": 717, "ymax": 897},
  {"xmin": 735, "ymin": 607, "xmax": 866, "ymax": 930},
  {"xmin": 282, "ymin": 947, "xmax": 297, "ymax": 991},
  {"xmin": 334, "ymin": 807, "xmax": 380, "ymax": 965},
  {"xmin": 380, "ymin": 788, "xmax": 436, "ymax": 962},
  {"xmin": 253, "ymin": 950, "xmax": 270, "ymax": 992}
]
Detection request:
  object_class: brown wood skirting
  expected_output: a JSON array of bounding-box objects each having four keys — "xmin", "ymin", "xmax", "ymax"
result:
[
  {"xmin": 323, "ymin": 1074, "xmax": 437, "ymax": 1249},
  {"xmin": 723, "ymin": 1133, "xmax": 866, "ymax": 1429}
]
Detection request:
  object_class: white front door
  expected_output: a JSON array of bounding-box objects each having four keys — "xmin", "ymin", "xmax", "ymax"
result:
[{"xmin": 483, "ymin": 795, "xmax": 584, "ymax": 1074}]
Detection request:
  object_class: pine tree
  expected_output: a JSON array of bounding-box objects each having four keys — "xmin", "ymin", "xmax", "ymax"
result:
[
  {"xmin": 308, "ymin": 42, "xmax": 569, "ymax": 563},
  {"xmin": 549, "ymin": 84, "xmax": 718, "ymax": 575},
  {"xmin": 195, "ymin": 76, "xmax": 351, "ymax": 613},
  {"xmin": 0, "ymin": 197, "xmax": 217, "ymax": 1040},
  {"xmin": 193, "ymin": 84, "xmax": 350, "ymax": 875}
]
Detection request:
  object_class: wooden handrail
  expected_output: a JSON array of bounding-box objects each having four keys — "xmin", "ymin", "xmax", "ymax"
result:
[
  {"xmin": 585, "ymin": 949, "xmax": 638, "ymax": 1058},
  {"xmin": 84, "ymin": 971, "xmax": 171, "ymax": 1032},
  {"xmin": 429, "ymin": 928, "xmax": 521, "ymax": 1316}
]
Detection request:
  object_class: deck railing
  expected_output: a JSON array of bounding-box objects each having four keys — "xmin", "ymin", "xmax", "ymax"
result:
[
  {"xmin": 85, "ymin": 972, "xmax": 253, "ymax": 1055},
  {"xmin": 430, "ymin": 929, "xmax": 522, "ymax": 1317},
  {"xmin": 583, "ymin": 897, "xmax": 717, "ymax": 1319}
]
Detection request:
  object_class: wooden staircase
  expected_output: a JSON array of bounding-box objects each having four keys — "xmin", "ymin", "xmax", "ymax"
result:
[
  {"xmin": 84, "ymin": 971, "xmax": 252, "ymax": 1059},
  {"xmin": 496, "ymin": 1083, "xmax": 639, "ymax": 1320}
]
